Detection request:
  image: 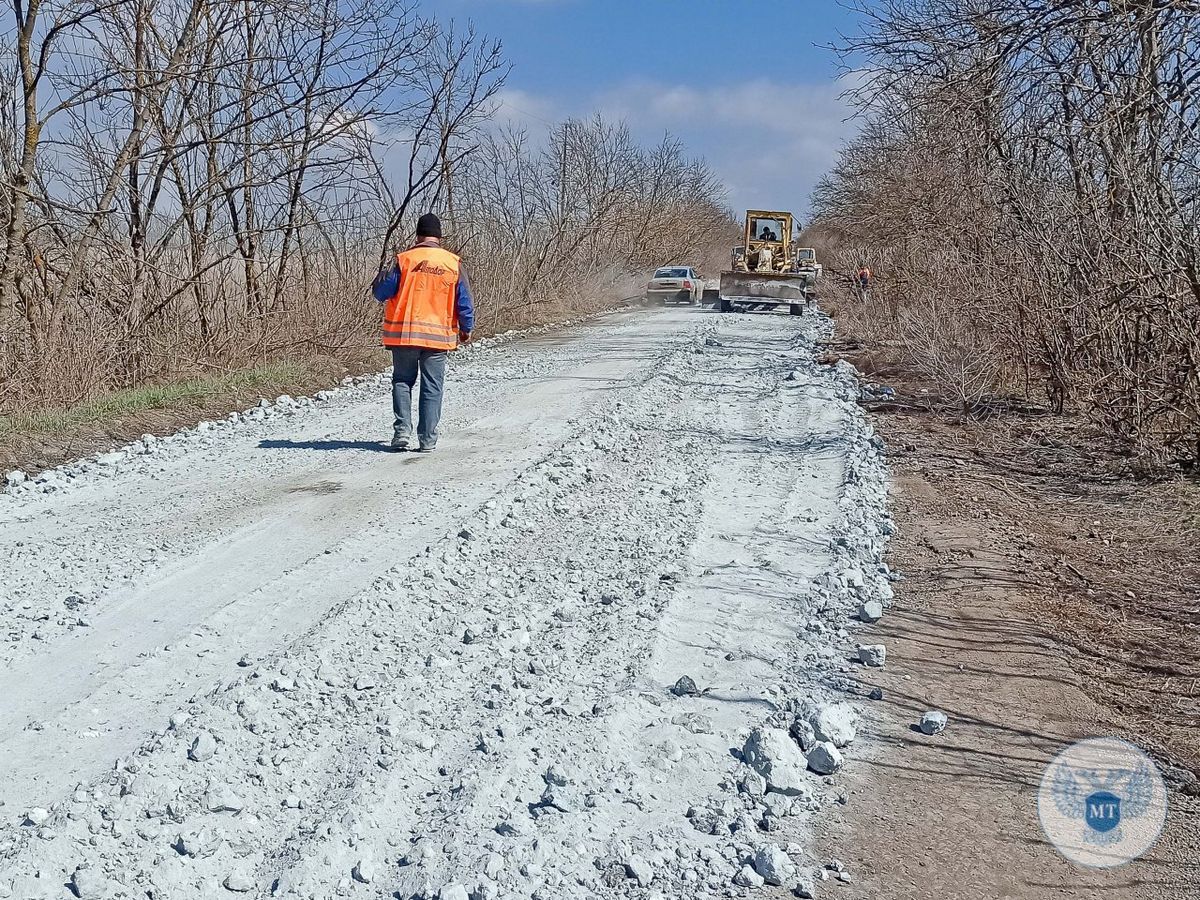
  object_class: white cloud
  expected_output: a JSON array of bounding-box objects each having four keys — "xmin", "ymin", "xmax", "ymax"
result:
[
  {"xmin": 491, "ymin": 87, "xmax": 561, "ymax": 130},
  {"xmin": 320, "ymin": 109, "xmax": 381, "ymax": 142},
  {"xmin": 593, "ymin": 75, "xmax": 862, "ymax": 219},
  {"xmin": 488, "ymin": 75, "xmax": 861, "ymax": 219}
]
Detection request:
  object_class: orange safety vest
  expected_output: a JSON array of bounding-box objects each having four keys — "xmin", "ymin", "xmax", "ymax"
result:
[{"xmin": 381, "ymin": 245, "xmax": 462, "ymax": 350}]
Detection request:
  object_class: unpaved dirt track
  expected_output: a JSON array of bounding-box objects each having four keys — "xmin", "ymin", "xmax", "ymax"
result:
[{"xmin": 0, "ymin": 308, "xmax": 891, "ymax": 899}]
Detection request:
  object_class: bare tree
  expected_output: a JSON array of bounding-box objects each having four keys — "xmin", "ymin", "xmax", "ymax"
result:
[
  {"xmin": 0, "ymin": 2, "xmax": 734, "ymax": 415},
  {"xmin": 813, "ymin": 0, "xmax": 1200, "ymax": 466}
]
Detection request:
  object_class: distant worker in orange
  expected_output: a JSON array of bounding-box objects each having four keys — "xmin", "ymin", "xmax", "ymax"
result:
[
  {"xmin": 856, "ymin": 263, "xmax": 872, "ymax": 298},
  {"xmin": 371, "ymin": 213, "xmax": 474, "ymax": 452}
]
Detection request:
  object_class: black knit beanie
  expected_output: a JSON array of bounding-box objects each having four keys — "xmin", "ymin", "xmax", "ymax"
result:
[{"xmin": 416, "ymin": 213, "xmax": 442, "ymax": 239}]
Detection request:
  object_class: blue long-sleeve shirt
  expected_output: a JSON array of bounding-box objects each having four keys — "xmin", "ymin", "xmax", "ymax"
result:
[
  {"xmin": 372, "ymin": 244, "xmax": 475, "ymax": 333},
  {"xmin": 371, "ymin": 265, "xmax": 399, "ymax": 303},
  {"xmin": 455, "ymin": 266, "xmax": 475, "ymax": 333}
]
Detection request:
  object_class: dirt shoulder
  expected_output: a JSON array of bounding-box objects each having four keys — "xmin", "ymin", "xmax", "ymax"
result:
[
  {"xmin": 0, "ymin": 353, "xmax": 380, "ymax": 477},
  {"xmin": 811, "ymin": 333, "xmax": 1200, "ymax": 898}
]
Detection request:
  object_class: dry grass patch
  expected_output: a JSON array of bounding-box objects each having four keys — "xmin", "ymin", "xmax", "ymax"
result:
[{"xmin": 0, "ymin": 357, "xmax": 368, "ymax": 475}]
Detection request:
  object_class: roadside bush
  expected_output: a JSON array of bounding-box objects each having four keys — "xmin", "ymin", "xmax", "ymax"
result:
[
  {"xmin": 896, "ymin": 299, "xmax": 1006, "ymax": 414},
  {"xmin": 810, "ymin": 1, "xmax": 1200, "ymax": 469}
]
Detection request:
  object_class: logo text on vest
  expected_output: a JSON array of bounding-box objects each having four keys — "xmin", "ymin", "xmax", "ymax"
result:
[{"xmin": 412, "ymin": 260, "xmax": 448, "ymax": 276}]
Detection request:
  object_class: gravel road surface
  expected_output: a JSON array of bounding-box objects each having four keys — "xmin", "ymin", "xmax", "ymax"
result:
[{"xmin": 0, "ymin": 307, "xmax": 892, "ymax": 899}]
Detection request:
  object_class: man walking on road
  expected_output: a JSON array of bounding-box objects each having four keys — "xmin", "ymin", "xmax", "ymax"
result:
[{"xmin": 372, "ymin": 213, "xmax": 475, "ymax": 451}]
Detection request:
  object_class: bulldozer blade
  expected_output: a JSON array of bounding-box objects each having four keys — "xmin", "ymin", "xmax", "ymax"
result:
[{"xmin": 719, "ymin": 271, "xmax": 812, "ymax": 304}]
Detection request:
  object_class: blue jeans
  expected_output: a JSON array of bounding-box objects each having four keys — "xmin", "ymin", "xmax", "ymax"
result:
[{"xmin": 391, "ymin": 347, "xmax": 447, "ymax": 447}]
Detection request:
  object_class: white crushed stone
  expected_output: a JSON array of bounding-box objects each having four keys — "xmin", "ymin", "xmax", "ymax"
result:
[
  {"xmin": 70, "ymin": 866, "xmax": 106, "ymax": 899},
  {"xmin": 734, "ymin": 864, "xmax": 765, "ymax": 888},
  {"xmin": 223, "ymin": 871, "xmax": 255, "ymax": 892},
  {"xmin": 811, "ymin": 702, "xmax": 858, "ymax": 748},
  {"xmin": 753, "ymin": 844, "xmax": 797, "ymax": 886},
  {"xmin": 858, "ymin": 644, "xmax": 887, "ymax": 667},
  {"xmin": 857, "ymin": 599, "xmax": 884, "ymax": 623},
  {"xmin": 0, "ymin": 309, "xmax": 894, "ymax": 900},
  {"xmin": 188, "ymin": 731, "xmax": 217, "ymax": 762},
  {"xmin": 807, "ymin": 741, "xmax": 845, "ymax": 775},
  {"xmin": 919, "ymin": 710, "xmax": 949, "ymax": 735},
  {"xmin": 743, "ymin": 728, "xmax": 812, "ymax": 797},
  {"xmin": 352, "ymin": 857, "xmax": 375, "ymax": 883}
]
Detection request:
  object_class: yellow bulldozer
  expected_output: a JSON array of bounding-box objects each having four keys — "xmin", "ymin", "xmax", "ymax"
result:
[{"xmin": 717, "ymin": 210, "xmax": 815, "ymax": 315}]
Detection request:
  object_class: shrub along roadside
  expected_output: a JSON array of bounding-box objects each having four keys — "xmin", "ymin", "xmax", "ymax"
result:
[{"xmin": 810, "ymin": 3, "xmax": 1200, "ymax": 472}]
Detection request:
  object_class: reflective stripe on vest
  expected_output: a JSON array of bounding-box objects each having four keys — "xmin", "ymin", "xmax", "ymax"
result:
[
  {"xmin": 382, "ymin": 245, "xmax": 461, "ymax": 350},
  {"xmin": 382, "ymin": 327, "xmax": 457, "ymax": 349}
]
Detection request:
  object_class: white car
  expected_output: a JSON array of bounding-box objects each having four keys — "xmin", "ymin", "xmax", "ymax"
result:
[{"xmin": 644, "ymin": 266, "xmax": 702, "ymax": 305}]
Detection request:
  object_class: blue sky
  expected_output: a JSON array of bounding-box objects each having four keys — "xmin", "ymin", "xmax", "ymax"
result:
[{"xmin": 434, "ymin": 0, "xmax": 866, "ymax": 219}]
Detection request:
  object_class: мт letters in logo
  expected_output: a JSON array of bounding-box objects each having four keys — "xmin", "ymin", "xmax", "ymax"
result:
[{"xmin": 1085, "ymin": 791, "xmax": 1121, "ymax": 833}]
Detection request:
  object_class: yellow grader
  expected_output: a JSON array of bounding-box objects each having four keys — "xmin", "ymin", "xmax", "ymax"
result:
[{"xmin": 717, "ymin": 210, "xmax": 815, "ymax": 315}]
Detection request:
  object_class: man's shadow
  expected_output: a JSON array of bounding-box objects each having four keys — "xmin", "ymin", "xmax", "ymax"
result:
[{"xmin": 258, "ymin": 439, "xmax": 394, "ymax": 453}]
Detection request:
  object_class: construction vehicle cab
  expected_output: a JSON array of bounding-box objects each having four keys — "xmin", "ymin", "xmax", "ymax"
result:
[
  {"xmin": 793, "ymin": 247, "xmax": 823, "ymax": 279},
  {"xmin": 749, "ymin": 214, "xmax": 787, "ymax": 246},
  {"xmin": 718, "ymin": 209, "xmax": 815, "ymax": 315}
]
